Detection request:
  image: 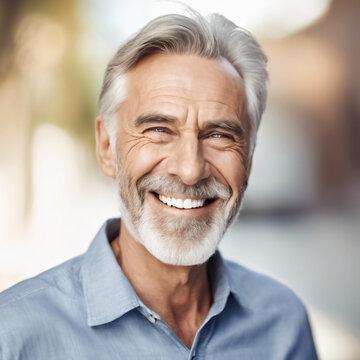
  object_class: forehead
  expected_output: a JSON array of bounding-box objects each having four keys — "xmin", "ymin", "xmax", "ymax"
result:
[{"xmin": 123, "ymin": 53, "xmax": 245, "ymax": 121}]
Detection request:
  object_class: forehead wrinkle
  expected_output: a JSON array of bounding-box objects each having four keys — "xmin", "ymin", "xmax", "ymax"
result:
[
  {"xmin": 125, "ymin": 53, "xmax": 247, "ymax": 128},
  {"xmin": 140, "ymin": 90, "xmax": 242, "ymax": 114},
  {"xmin": 139, "ymin": 78, "xmax": 245, "ymax": 117},
  {"xmin": 132, "ymin": 68, "xmax": 243, "ymax": 101},
  {"xmin": 142, "ymin": 84, "xmax": 240, "ymax": 106}
]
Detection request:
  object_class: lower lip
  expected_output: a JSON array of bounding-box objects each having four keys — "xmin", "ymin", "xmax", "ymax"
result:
[{"xmin": 148, "ymin": 192, "xmax": 220, "ymax": 217}]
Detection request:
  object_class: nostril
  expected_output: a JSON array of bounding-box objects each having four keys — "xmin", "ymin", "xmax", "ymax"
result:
[{"xmin": 166, "ymin": 141, "xmax": 211, "ymax": 185}]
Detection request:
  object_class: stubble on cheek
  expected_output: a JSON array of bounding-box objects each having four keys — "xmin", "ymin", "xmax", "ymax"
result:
[
  {"xmin": 116, "ymin": 165, "xmax": 143, "ymax": 226},
  {"xmin": 225, "ymin": 184, "xmax": 247, "ymax": 226}
]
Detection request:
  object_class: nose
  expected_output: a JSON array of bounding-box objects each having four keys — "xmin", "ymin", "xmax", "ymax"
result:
[{"xmin": 166, "ymin": 134, "xmax": 211, "ymax": 185}]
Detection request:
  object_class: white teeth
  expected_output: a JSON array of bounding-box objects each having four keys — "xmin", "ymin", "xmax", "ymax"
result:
[
  {"xmin": 157, "ymin": 194, "xmax": 206, "ymax": 209},
  {"xmin": 183, "ymin": 199, "xmax": 192, "ymax": 209},
  {"xmin": 176, "ymin": 198, "xmax": 184, "ymax": 208}
]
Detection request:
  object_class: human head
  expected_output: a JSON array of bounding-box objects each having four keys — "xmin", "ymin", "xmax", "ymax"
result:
[
  {"xmin": 96, "ymin": 10, "xmax": 268, "ymax": 266},
  {"xmin": 98, "ymin": 9, "xmax": 268, "ymax": 157}
]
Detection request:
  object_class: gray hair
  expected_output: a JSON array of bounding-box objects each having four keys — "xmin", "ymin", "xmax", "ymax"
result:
[{"xmin": 98, "ymin": 10, "xmax": 268, "ymax": 155}]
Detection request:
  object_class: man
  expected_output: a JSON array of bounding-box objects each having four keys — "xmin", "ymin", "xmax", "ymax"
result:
[{"xmin": 0, "ymin": 10, "xmax": 317, "ymax": 359}]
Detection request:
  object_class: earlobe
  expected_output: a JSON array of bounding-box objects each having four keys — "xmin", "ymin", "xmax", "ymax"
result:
[{"xmin": 95, "ymin": 117, "xmax": 116, "ymax": 178}]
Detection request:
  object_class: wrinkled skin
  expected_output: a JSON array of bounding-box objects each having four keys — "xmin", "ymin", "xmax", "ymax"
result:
[{"xmin": 96, "ymin": 53, "xmax": 253, "ymax": 266}]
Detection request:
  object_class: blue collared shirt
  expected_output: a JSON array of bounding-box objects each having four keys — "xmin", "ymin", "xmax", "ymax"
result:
[{"xmin": 0, "ymin": 219, "xmax": 317, "ymax": 359}]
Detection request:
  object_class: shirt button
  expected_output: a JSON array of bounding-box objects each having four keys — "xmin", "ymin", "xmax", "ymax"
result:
[{"xmin": 148, "ymin": 314, "xmax": 156, "ymax": 324}]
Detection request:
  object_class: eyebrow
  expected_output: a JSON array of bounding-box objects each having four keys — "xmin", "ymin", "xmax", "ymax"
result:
[
  {"xmin": 134, "ymin": 114, "xmax": 178, "ymax": 127},
  {"xmin": 202, "ymin": 120, "xmax": 245, "ymax": 138},
  {"xmin": 134, "ymin": 113, "xmax": 244, "ymax": 138}
]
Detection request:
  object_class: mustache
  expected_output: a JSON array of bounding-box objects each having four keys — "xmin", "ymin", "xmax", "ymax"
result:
[{"xmin": 136, "ymin": 174, "xmax": 232, "ymax": 200}]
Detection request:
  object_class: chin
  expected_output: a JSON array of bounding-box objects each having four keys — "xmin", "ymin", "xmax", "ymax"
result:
[{"xmin": 134, "ymin": 203, "xmax": 229, "ymax": 266}]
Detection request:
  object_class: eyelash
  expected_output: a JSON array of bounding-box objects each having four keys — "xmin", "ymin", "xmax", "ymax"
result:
[
  {"xmin": 146, "ymin": 127, "xmax": 170, "ymax": 134},
  {"xmin": 209, "ymin": 132, "xmax": 233, "ymax": 140},
  {"xmin": 144, "ymin": 128, "xmax": 234, "ymax": 141}
]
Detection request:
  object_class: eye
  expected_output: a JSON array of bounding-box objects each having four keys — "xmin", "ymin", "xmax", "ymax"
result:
[
  {"xmin": 145, "ymin": 127, "xmax": 170, "ymax": 134},
  {"xmin": 209, "ymin": 132, "xmax": 233, "ymax": 140},
  {"xmin": 143, "ymin": 127, "xmax": 174, "ymax": 142}
]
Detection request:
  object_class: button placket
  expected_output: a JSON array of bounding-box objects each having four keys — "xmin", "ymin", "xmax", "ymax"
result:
[{"xmin": 148, "ymin": 314, "xmax": 157, "ymax": 324}]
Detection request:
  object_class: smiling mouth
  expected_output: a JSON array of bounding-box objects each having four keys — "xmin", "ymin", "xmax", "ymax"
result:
[{"xmin": 152, "ymin": 192, "xmax": 216, "ymax": 209}]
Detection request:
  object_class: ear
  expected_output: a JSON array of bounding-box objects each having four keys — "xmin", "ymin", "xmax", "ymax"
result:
[{"xmin": 95, "ymin": 116, "xmax": 116, "ymax": 178}]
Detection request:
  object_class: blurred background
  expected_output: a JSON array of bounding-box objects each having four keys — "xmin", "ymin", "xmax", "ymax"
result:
[{"xmin": 0, "ymin": 0, "xmax": 359, "ymax": 358}]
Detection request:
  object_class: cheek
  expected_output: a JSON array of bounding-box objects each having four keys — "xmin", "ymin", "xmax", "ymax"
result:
[
  {"xmin": 118, "ymin": 139, "xmax": 169, "ymax": 181},
  {"xmin": 206, "ymin": 148, "xmax": 247, "ymax": 196}
]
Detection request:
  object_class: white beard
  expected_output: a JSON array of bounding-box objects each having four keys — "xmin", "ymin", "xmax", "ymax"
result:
[
  {"xmin": 136, "ymin": 199, "xmax": 230, "ymax": 266},
  {"xmin": 116, "ymin": 168, "xmax": 244, "ymax": 266}
]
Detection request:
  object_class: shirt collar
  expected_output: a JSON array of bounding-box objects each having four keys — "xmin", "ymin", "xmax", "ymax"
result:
[
  {"xmin": 81, "ymin": 218, "xmax": 140, "ymax": 327},
  {"xmin": 81, "ymin": 218, "xmax": 251, "ymax": 327},
  {"xmin": 207, "ymin": 250, "xmax": 252, "ymax": 313},
  {"xmin": 220, "ymin": 256, "xmax": 254, "ymax": 312},
  {"xmin": 208, "ymin": 251, "xmax": 231, "ymax": 304}
]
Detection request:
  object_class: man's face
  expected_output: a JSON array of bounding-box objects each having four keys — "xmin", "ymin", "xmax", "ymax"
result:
[{"xmin": 113, "ymin": 53, "xmax": 251, "ymax": 265}]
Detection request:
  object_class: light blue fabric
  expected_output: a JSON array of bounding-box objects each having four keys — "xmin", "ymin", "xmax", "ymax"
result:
[{"xmin": 0, "ymin": 219, "xmax": 317, "ymax": 359}]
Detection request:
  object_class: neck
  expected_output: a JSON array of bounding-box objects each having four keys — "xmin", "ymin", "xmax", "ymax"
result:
[{"xmin": 111, "ymin": 220, "xmax": 213, "ymax": 348}]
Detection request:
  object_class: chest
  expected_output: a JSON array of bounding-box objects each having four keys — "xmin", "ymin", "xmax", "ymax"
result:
[{"xmin": 6, "ymin": 308, "xmax": 296, "ymax": 360}]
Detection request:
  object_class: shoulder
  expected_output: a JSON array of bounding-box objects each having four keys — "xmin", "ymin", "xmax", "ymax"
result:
[
  {"xmin": 224, "ymin": 258, "xmax": 306, "ymax": 312},
  {"xmin": 0, "ymin": 255, "xmax": 83, "ymax": 306},
  {"xmin": 223, "ymin": 258, "xmax": 314, "ymax": 340},
  {"xmin": 221, "ymin": 258, "xmax": 318, "ymax": 358},
  {"xmin": 223, "ymin": 259, "xmax": 318, "ymax": 358},
  {"xmin": 0, "ymin": 255, "xmax": 83, "ymax": 334}
]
